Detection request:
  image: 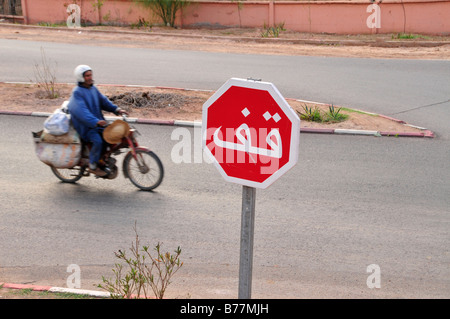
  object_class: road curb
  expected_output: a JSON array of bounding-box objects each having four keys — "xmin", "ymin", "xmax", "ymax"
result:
[
  {"xmin": 0, "ymin": 282, "xmax": 111, "ymax": 298},
  {"xmin": 0, "ymin": 82, "xmax": 434, "ymax": 138},
  {"xmin": 0, "ymin": 282, "xmax": 158, "ymax": 299},
  {"xmin": 1, "ymin": 109, "xmax": 433, "ymax": 138}
]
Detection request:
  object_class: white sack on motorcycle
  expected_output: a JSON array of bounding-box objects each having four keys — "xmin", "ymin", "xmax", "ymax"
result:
[{"xmin": 32, "ymin": 129, "xmax": 81, "ymax": 169}]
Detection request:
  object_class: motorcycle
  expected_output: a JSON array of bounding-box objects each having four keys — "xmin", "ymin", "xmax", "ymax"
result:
[{"xmin": 38, "ymin": 115, "xmax": 164, "ymax": 191}]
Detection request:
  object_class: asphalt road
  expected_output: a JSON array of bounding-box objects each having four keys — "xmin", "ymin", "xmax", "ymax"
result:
[
  {"xmin": 0, "ymin": 115, "xmax": 449, "ymax": 298},
  {"xmin": 0, "ymin": 38, "xmax": 449, "ymax": 298}
]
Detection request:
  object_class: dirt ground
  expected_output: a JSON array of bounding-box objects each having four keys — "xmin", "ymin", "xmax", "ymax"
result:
[
  {"xmin": 1, "ymin": 23, "xmax": 449, "ymax": 59},
  {"xmin": 0, "ymin": 82, "xmax": 425, "ymax": 134}
]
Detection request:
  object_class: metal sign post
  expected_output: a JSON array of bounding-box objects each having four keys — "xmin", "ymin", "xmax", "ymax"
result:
[{"xmin": 238, "ymin": 185, "xmax": 256, "ymax": 299}]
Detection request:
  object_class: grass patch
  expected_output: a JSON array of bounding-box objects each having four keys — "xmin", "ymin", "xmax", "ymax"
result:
[
  {"xmin": 392, "ymin": 33, "xmax": 431, "ymax": 40},
  {"xmin": 340, "ymin": 107, "xmax": 378, "ymax": 116},
  {"xmin": 42, "ymin": 291, "xmax": 100, "ymax": 299},
  {"xmin": 297, "ymin": 104, "xmax": 349, "ymax": 123}
]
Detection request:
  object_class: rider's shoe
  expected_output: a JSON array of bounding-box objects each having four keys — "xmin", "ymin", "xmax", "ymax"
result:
[{"xmin": 87, "ymin": 167, "xmax": 108, "ymax": 177}]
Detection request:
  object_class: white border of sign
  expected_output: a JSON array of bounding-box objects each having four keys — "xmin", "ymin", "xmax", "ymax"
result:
[{"xmin": 202, "ymin": 78, "xmax": 300, "ymax": 189}]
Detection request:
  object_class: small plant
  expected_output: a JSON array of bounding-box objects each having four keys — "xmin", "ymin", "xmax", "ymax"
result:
[
  {"xmin": 324, "ymin": 104, "xmax": 348, "ymax": 123},
  {"xmin": 33, "ymin": 47, "xmax": 59, "ymax": 99},
  {"xmin": 131, "ymin": 17, "xmax": 152, "ymax": 30},
  {"xmin": 98, "ymin": 223, "xmax": 183, "ymax": 299},
  {"xmin": 261, "ymin": 22, "xmax": 286, "ymax": 38},
  {"xmin": 134, "ymin": 0, "xmax": 190, "ymax": 28},
  {"xmin": 297, "ymin": 104, "xmax": 323, "ymax": 122},
  {"xmin": 92, "ymin": 0, "xmax": 104, "ymax": 11}
]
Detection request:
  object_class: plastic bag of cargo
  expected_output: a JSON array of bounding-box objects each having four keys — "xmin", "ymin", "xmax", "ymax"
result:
[{"xmin": 43, "ymin": 108, "xmax": 70, "ymax": 136}]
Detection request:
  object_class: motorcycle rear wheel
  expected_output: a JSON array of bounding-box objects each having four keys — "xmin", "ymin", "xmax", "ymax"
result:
[
  {"xmin": 123, "ymin": 150, "xmax": 164, "ymax": 191},
  {"xmin": 50, "ymin": 166, "xmax": 85, "ymax": 183}
]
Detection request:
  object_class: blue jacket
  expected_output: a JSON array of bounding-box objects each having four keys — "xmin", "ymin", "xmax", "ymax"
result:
[{"xmin": 68, "ymin": 84, "xmax": 118, "ymax": 140}]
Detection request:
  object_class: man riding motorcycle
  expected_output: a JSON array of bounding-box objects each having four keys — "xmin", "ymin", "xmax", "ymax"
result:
[{"xmin": 67, "ymin": 65, "xmax": 128, "ymax": 177}]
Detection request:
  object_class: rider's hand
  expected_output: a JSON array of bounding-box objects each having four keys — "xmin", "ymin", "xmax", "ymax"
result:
[
  {"xmin": 97, "ymin": 120, "xmax": 107, "ymax": 127},
  {"xmin": 116, "ymin": 108, "xmax": 129, "ymax": 116}
]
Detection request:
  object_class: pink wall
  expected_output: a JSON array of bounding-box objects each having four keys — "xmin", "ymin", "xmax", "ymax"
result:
[
  {"xmin": 20, "ymin": 0, "xmax": 450, "ymax": 35},
  {"xmin": 21, "ymin": 0, "xmax": 157, "ymax": 25}
]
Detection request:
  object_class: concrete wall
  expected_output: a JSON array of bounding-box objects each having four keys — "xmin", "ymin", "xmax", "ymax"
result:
[{"xmin": 20, "ymin": 0, "xmax": 450, "ymax": 35}]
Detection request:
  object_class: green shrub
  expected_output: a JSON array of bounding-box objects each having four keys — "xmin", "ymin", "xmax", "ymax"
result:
[
  {"xmin": 297, "ymin": 104, "xmax": 323, "ymax": 122},
  {"xmin": 134, "ymin": 0, "xmax": 190, "ymax": 28},
  {"xmin": 324, "ymin": 104, "xmax": 349, "ymax": 123},
  {"xmin": 98, "ymin": 223, "xmax": 183, "ymax": 299}
]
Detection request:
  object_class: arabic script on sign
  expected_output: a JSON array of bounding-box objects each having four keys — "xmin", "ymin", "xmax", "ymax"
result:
[{"xmin": 213, "ymin": 123, "xmax": 282, "ymax": 159}]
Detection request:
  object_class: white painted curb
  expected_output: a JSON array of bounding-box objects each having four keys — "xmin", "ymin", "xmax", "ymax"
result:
[
  {"xmin": 334, "ymin": 129, "xmax": 380, "ymax": 136},
  {"xmin": 174, "ymin": 120, "xmax": 202, "ymax": 127},
  {"xmin": 49, "ymin": 286, "xmax": 111, "ymax": 298}
]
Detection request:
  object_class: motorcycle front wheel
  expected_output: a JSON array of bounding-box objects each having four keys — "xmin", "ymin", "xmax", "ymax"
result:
[
  {"xmin": 123, "ymin": 150, "xmax": 164, "ymax": 191},
  {"xmin": 50, "ymin": 166, "xmax": 85, "ymax": 183}
]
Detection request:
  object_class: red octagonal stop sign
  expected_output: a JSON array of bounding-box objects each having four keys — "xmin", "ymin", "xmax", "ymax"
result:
[{"xmin": 202, "ymin": 78, "xmax": 300, "ymax": 189}]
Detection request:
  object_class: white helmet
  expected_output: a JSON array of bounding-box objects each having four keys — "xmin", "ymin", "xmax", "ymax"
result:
[{"xmin": 74, "ymin": 65, "xmax": 92, "ymax": 83}]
